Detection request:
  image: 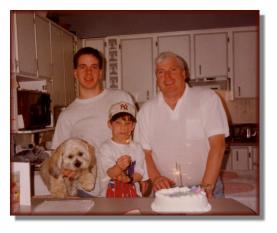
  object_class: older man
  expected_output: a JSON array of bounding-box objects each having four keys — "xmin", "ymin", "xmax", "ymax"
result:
[{"xmin": 134, "ymin": 52, "xmax": 229, "ymax": 198}]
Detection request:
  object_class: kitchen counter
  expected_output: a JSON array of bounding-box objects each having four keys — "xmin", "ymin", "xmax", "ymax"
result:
[
  {"xmin": 227, "ymin": 141, "xmax": 258, "ymax": 147},
  {"xmin": 13, "ymin": 197, "xmax": 256, "ymax": 216}
]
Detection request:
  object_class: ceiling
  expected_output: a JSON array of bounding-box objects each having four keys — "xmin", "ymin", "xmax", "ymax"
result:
[{"xmin": 46, "ymin": 11, "xmax": 259, "ymax": 39}]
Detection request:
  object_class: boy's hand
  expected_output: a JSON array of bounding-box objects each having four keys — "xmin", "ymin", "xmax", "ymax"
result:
[
  {"xmin": 115, "ymin": 174, "xmax": 132, "ymax": 183},
  {"xmin": 63, "ymin": 169, "xmax": 77, "ymax": 179},
  {"xmin": 116, "ymin": 155, "xmax": 131, "ymax": 170}
]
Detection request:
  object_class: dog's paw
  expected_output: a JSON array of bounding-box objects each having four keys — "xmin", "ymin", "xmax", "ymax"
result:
[
  {"xmin": 50, "ymin": 176, "xmax": 68, "ymax": 198},
  {"xmin": 79, "ymin": 171, "xmax": 96, "ymax": 191}
]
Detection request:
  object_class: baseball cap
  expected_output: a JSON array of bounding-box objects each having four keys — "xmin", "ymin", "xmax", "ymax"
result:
[{"xmin": 109, "ymin": 102, "xmax": 136, "ymax": 120}]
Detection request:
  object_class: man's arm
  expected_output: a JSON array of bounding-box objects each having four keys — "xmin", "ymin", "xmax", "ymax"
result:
[
  {"xmin": 144, "ymin": 149, "xmax": 174, "ymax": 191},
  {"xmin": 201, "ymin": 134, "xmax": 225, "ymax": 198}
]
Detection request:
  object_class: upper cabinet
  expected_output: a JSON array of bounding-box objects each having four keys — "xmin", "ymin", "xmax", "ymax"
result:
[
  {"xmin": 14, "ymin": 13, "xmax": 37, "ymax": 77},
  {"xmin": 120, "ymin": 37, "xmax": 154, "ymax": 103},
  {"xmin": 84, "ymin": 38, "xmax": 105, "ymax": 55},
  {"xmin": 233, "ymin": 30, "xmax": 258, "ymax": 98},
  {"xmin": 12, "ymin": 12, "xmax": 77, "ymax": 132},
  {"xmin": 82, "ymin": 26, "xmax": 258, "ymax": 103},
  {"xmin": 50, "ymin": 25, "xmax": 66, "ymax": 106},
  {"xmin": 35, "ymin": 15, "xmax": 51, "ymax": 79},
  {"xmin": 63, "ymin": 32, "xmax": 76, "ymax": 104},
  {"xmin": 194, "ymin": 32, "xmax": 229, "ymax": 79},
  {"xmin": 157, "ymin": 34, "xmax": 191, "ymax": 76}
]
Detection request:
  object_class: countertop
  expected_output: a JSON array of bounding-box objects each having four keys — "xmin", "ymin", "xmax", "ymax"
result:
[
  {"xmin": 225, "ymin": 139, "xmax": 259, "ymax": 149},
  {"xmin": 13, "ymin": 197, "xmax": 256, "ymax": 216}
]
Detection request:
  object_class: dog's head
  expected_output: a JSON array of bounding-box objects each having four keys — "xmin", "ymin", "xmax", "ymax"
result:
[{"xmin": 49, "ymin": 138, "xmax": 96, "ymax": 178}]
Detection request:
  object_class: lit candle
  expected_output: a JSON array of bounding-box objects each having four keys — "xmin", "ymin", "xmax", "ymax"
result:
[{"xmin": 174, "ymin": 162, "xmax": 183, "ymax": 187}]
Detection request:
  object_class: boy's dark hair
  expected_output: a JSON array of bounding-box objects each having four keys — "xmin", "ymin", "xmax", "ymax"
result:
[
  {"xmin": 110, "ymin": 112, "xmax": 137, "ymax": 123},
  {"xmin": 73, "ymin": 47, "xmax": 103, "ymax": 69}
]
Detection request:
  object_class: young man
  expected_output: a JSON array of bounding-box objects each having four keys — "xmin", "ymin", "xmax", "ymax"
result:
[
  {"xmin": 134, "ymin": 52, "xmax": 229, "ymax": 198},
  {"xmin": 52, "ymin": 47, "xmax": 133, "ymax": 196}
]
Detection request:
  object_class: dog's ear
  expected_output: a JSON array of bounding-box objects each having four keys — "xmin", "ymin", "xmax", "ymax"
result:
[
  {"xmin": 48, "ymin": 142, "xmax": 64, "ymax": 178},
  {"xmin": 86, "ymin": 142, "xmax": 97, "ymax": 172}
]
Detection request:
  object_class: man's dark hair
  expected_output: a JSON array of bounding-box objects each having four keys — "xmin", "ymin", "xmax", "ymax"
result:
[
  {"xmin": 73, "ymin": 47, "xmax": 103, "ymax": 69},
  {"xmin": 110, "ymin": 112, "xmax": 137, "ymax": 123}
]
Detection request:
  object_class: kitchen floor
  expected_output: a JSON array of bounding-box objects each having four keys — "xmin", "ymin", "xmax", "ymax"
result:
[{"xmin": 222, "ymin": 170, "xmax": 259, "ymax": 213}]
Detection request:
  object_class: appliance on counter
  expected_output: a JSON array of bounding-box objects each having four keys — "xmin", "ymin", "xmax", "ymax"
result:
[
  {"xmin": 229, "ymin": 123, "xmax": 258, "ymax": 142},
  {"xmin": 17, "ymin": 90, "xmax": 51, "ymax": 130}
]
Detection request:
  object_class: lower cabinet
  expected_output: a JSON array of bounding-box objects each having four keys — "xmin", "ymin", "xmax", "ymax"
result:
[
  {"xmin": 223, "ymin": 145, "xmax": 258, "ymax": 171},
  {"xmin": 231, "ymin": 147, "xmax": 249, "ymax": 170}
]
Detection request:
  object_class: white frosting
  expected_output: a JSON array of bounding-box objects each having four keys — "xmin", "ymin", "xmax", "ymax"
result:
[{"xmin": 151, "ymin": 187, "xmax": 211, "ymax": 213}]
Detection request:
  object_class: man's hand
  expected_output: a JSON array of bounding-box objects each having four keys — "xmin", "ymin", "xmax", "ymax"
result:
[
  {"xmin": 201, "ymin": 183, "xmax": 215, "ymax": 199},
  {"xmin": 152, "ymin": 176, "xmax": 175, "ymax": 192}
]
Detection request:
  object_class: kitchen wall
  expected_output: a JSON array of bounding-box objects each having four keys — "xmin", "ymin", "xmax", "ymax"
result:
[
  {"xmin": 217, "ymin": 90, "xmax": 258, "ymax": 124},
  {"xmin": 225, "ymin": 98, "xmax": 258, "ymax": 124}
]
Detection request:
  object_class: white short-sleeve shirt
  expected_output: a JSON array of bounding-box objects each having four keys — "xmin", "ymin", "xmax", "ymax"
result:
[
  {"xmin": 99, "ymin": 139, "xmax": 148, "ymax": 197},
  {"xmin": 134, "ymin": 86, "xmax": 229, "ymax": 186}
]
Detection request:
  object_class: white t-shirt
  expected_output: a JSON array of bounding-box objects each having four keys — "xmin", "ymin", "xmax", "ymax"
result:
[
  {"xmin": 51, "ymin": 88, "xmax": 133, "ymax": 196},
  {"xmin": 99, "ymin": 139, "xmax": 148, "ymax": 197},
  {"xmin": 134, "ymin": 86, "xmax": 229, "ymax": 187}
]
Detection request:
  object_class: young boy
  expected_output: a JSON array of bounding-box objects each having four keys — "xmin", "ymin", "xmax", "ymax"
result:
[{"xmin": 99, "ymin": 102, "xmax": 148, "ymax": 197}]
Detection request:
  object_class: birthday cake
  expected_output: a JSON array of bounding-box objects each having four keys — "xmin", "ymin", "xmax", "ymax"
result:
[{"xmin": 151, "ymin": 186, "xmax": 211, "ymax": 213}]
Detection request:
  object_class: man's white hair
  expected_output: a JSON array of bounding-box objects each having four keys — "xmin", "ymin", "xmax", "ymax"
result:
[{"xmin": 155, "ymin": 51, "xmax": 190, "ymax": 81}]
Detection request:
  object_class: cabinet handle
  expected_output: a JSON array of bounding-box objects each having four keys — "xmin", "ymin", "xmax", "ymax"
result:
[
  {"xmin": 199, "ymin": 65, "xmax": 202, "ymax": 75},
  {"xmin": 238, "ymin": 86, "xmax": 241, "ymax": 96},
  {"xmin": 146, "ymin": 90, "xmax": 150, "ymax": 100},
  {"xmin": 236, "ymin": 151, "xmax": 239, "ymax": 161}
]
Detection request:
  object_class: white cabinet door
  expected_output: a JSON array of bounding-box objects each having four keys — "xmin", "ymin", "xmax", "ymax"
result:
[
  {"xmin": 84, "ymin": 38, "xmax": 105, "ymax": 55},
  {"xmin": 251, "ymin": 146, "xmax": 259, "ymax": 170},
  {"xmin": 233, "ymin": 31, "xmax": 258, "ymax": 98},
  {"xmin": 157, "ymin": 34, "xmax": 191, "ymax": 77},
  {"xmin": 51, "ymin": 25, "xmax": 66, "ymax": 107},
  {"xmin": 120, "ymin": 38, "xmax": 154, "ymax": 103},
  {"xmin": 231, "ymin": 147, "xmax": 249, "ymax": 170},
  {"xmin": 35, "ymin": 15, "xmax": 51, "ymax": 79},
  {"xmin": 15, "ymin": 12, "xmax": 37, "ymax": 77},
  {"xmin": 194, "ymin": 32, "xmax": 228, "ymax": 78},
  {"xmin": 63, "ymin": 32, "xmax": 76, "ymax": 105}
]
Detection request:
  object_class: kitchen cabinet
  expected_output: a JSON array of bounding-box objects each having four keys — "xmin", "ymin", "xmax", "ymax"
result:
[
  {"xmin": 12, "ymin": 12, "xmax": 77, "ymax": 109},
  {"xmin": 84, "ymin": 38, "xmax": 105, "ymax": 55},
  {"xmin": 35, "ymin": 15, "xmax": 51, "ymax": 79},
  {"xmin": 83, "ymin": 26, "xmax": 257, "ymax": 103},
  {"xmin": 157, "ymin": 34, "xmax": 192, "ymax": 77},
  {"xmin": 231, "ymin": 147, "xmax": 249, "ymax": 170},
  {"xmin": 250, "ymin": 146, "xmax": 259, "ymax": 170},
  {"xmin": 120, "ymin": 37, "xmax": 154, "ymax": 103},
  {"xmin": 12, "ymin": 12, "xmax": 77, "ymax": 133},
  {"xmin": 63, "ymin": 32, "xmax": 76, "ymax": 104},
  {"xmin": 194, "ymin": 32, "xmax": 229, "ymax": 79},
  {"xmin": 14, "ymin": 12, "xmax": 37, "ymax": 77},
  {"xmin": 50, "ymin": 25, "xmax": 67, "ymax": 107},
  {"xmin": 223, "ymin": 145, "xmax": 258, "ymax": 171},
  {"xmin": 233, "ymin": 30, "xmax": 258, "ymax": 98},
  {"xmin": 50, "ymin": 27, "xmax": 76, "ymax": 108}
]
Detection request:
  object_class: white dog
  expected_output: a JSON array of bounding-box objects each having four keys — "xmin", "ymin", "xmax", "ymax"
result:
[{"xmin": 40, "ymin": 138, "xmax": 97, "ymax": 198}]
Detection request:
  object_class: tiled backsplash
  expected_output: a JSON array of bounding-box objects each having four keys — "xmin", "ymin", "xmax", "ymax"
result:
[
  {"xmin": 225, "ymin": 98, "xmax": 258, "ymax": 124},
  {"xmin": 216, "ymin": 90, "xmax": 258, "ymax": 124}
]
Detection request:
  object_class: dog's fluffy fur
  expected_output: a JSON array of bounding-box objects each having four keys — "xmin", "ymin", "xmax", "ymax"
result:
[{"xmin": 40, "ymin": 138, "xmax": 97, "ymax": 198}]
